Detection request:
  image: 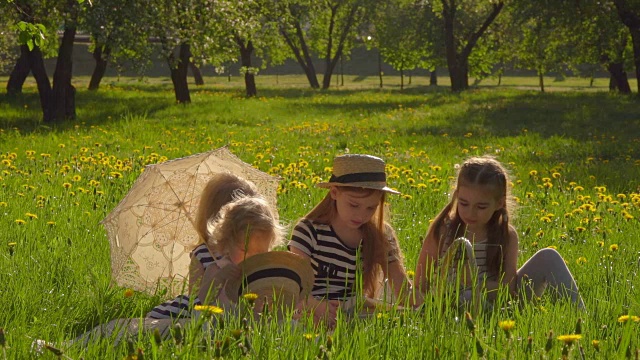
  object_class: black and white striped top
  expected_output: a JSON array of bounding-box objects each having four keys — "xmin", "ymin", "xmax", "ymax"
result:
[
  {"xmin": 472, "ymin": 241, "xmax": 491, "ymax": 281},
  {"xmin": 146, "ymin": 243, "xmax": 231, "ymax": 319},
  {"xmin": 288, "ymin": 219, "xmax": 399, "ymax": 300}
]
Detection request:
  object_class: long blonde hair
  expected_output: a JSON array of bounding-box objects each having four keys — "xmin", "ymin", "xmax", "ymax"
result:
[
  {"xmin": 194, "ymin": 173, "xmax": 259, "ymax": 245},
  {"xmin": 304, "ymin": 186, "xmax": 394, "ymax": 297},
  {"xmin": 426, "ymin": 156, "xmax": 513, "ymax": 276}
]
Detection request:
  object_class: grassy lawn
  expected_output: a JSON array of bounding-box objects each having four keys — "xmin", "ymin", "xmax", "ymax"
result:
[{"xmin": 1, "ymin": 75, "xmax": 639, "ymax": 358}]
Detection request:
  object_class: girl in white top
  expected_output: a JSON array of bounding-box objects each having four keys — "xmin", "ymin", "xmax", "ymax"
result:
[
  {"xmin": 415, "ymin": 155, "xmax": 585, "ymax": 311},
  {"xmin": 289, "ymin": 154, "xmax": 417, "ymax": 328}
]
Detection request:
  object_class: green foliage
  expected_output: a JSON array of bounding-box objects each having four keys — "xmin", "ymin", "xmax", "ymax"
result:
[
  {"xmin": 374, "ymin": 0, "xmax": 426, "ymax": 73},
  {"xmin": 14, "ymin": 21, "xmax": 45, "ymax": 51}
]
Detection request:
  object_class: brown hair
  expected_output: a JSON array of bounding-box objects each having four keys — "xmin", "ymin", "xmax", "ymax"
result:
[
  {"xmin": 303, "ymin": 186, "xmax": 397, "ymax": 297},
  {"xmin": 207, "ymin": 195, "xmax": 284, "ymax": 254},
  {"xmin": 194, "ymin": 173, "xmax": 259, "ymax": 245},
  {"xmin": 426, "ymin": 155, "xmax": 513, "ymax": 276}
]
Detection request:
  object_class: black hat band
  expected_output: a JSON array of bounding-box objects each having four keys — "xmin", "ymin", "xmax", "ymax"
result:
[
  {"xmin": 239, "ymin": 268, "xmax": 303, "ymax": 297},
  {"xmin": 329, "ymin": 172, "xmax": 386, "ymax": 184}
]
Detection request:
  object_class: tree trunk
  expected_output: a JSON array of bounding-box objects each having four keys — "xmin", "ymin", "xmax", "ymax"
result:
[
  {"xmin": 629, "ymin": 28, "xmax": 640, "ymax": 93},
  {"xmin": 279, "ymin": 23, "xmax": 320, "ymax": 89},
  {"xmin": 442, "ymin": 1, "xmax": 504, "ymax": 92},
  {"xmin": 321, "ymin": 4, "xmax": 357, "ymax": 90},
  {"xmin": 238, "ymin": 38, "xmax": 257, "ymax": 97},
  {"xmin": 50, "ymin": 25, "xmax": 77, "ymax": 122},
  {"xmin": 613, "ymin": 0, "xmax": 640, "ymax": 93},
  {"xmin": 189, "ymin": 62, "xmax": 204, "ymax": 85},
  {"xmin": 400, "ymin": 68, "xmax": 404, "ymax": 90},
  {"xmin": 340, "ymin": 55, "xmax": 344, "ymax": 86},
  {"xmin": 30, "ymin": 46, "xmax": 53, "ymax": 122},
  {"xmin": 607, "ymin": 61, "xmax": 631, "ymax": 93},
  {"xmin": 88, "ymin": 44, "xmax": 111, "ymax": 91},
  {"xmin": 443, "ymin": 3, "xmax": 467, "ymax": 92},
  {"xmin": 430, "ymin": 70, "xmax": 438, "ymax": 86},
  {"xmin": 6, "ymin": 45, "xmax": 31, "ymax": 95},
  {"xmin": 538, "ymin": 71, "xmax": 545, "ymax": 92},
  {"xmin": 449, "ymin": 60, "xmax": 469, "ymax": 92},
  {"xmin": 169, "ymin": 43, "xmax": 191, "ymax": 103},
  {"xmin": 378, "ymin": 51, "xmax": 383, "ymax": 88}
]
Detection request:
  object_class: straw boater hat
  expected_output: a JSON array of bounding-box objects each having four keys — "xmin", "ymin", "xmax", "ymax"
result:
[
  {"xmin": 221, "ymin": 251, "xmax": 314, "ymax": 306},
  {"xmin": 316, "ymin": 154, "xmax": 400, "ymax": 194}
]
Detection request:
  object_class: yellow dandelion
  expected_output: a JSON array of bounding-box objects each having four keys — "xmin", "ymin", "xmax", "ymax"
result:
[
  {"xmin": 597, "ymin": 241, "xmax": 604, "ymax": 247},
  {"xmin": 574, "ymin": 186, "xmax": 584, "ymax": 191},
  {"xmin": 402, "ymin": 194, "xmax": 413, "ymax": 200},
  {"xmin": 1, "ymin": 159, "xmax": 10, "ymax": 166},
  {"xmin": 617, "ymin": 315, "xmax": 640, "ymax": 323},
  {"xmin": 63, "ymin": 183, "xmax": 72, "ymax": 189},
  {"xmin": 8, "ymin": 242, "xmax": 17, "ymax": 247},
  {"xmin": 58, "ymin": 143, "xmax": 65, "ymax": 148},
  {"xmin": 609, "ymin": 244, "xmax": 619, "ymax": 252},
  {"xmin": 47, "ymin": 221, "xmax": 55, "ymax": 226},
  {"xmin": 194, "ymin": 305, "xmax": 224, "ymax": 315},
  {"xmin": 72, "ymin": 174, "xmax": 82, "ymax": 181},
  {"xmin": 0, "ymin": 202, "xmax": 7, "ymax": 207},
  {"xmin": 591, "ymin": 340, "xmax": 600, "ymax": 351},
  {"xmin": 303, "ymin": 333, "xmax": 315, "ymax": 341},
  {"xmin": 25, "ymin": 213, "xmax": 37, "ymax": 219},
  {"xmin": 547, "ymin": 245, "xmax": 557, "ymax": 250},
  {"xmin": 575, "ymin": 226, "xmax": 586, "ymax": 232},
  {"xmin": 123, "ymin": 289, "xmax": 134, "ymax": 298},
  {"xmin": 540, "ymin": 216, "xmax": 551, "ymax": 223},
  {"xmin": 498, "ymin": 320, "xmax": 515, "ymax": 332},
  {"xmin": 15, "ymin": 219, "xmax": 26, "ymax": 225},
  {"xmin": 557, "ymin": 334, "xmax": 582, "ymax": 346},
  {"xmin": 529, "ymin": 170, "xmax": 538, "ymax": 177},
  {"xmin": 406, "ymin": 270, "xmax": 415, "ymax": 279},
  {"xmin": 536, "ymin": 230, "xmax": 544, "ymax": 238},
  {"xmin": 242, "ymin": 293, "xmax": 259, "ymax": 303},
  {"xmin": 110, "ymin": 172, "xmax": 122, "ymax": 179},
  {"xmin": 576, "ymin": 257, "xmax": 587, "ymax": 265},
  {"xmin": 552, "ymin": 172, "xmax": 561, "ymax": 179},
  {"xmin": 617, "ymin": 193, "xmax": 627, "ymax": 200}
]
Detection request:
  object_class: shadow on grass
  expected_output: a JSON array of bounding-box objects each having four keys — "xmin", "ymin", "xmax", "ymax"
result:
[
  {"xmin": 2, "ymin": 84, "xmax": 639, "ymax": 143},
  {"xmin": 405, "ymin": 90, "xmax": 640, "ymax": 140}
]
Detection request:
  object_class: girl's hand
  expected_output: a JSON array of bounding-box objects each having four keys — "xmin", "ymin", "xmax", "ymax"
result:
[{"xmin": 296, "ymin": 296, "xmax": 340, "ymax": 328}]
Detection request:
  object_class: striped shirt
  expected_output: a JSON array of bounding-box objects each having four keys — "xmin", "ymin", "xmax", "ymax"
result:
[
  {"xmin": 146, "ymin": 244, "xmax": 231, "ymax": 319},
  {"xmin": 288, "ymin": 219, "xmax": 399, "ymax": 300},
  {"xmin": 472, "ymin": 241, "xmax": 492, "ymax": 282}
]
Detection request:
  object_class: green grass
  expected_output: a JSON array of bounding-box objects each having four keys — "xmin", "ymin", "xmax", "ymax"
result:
[{"xmin": 1, "ymin": 75, "xmax": 639, "ymax": 359}]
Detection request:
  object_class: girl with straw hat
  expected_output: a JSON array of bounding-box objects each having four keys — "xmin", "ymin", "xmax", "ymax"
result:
[{"xmin": 288, "ymin": 154, "xmax": 419, "ymax": 328}]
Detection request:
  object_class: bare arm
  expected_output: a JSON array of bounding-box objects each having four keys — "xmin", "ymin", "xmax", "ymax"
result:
[
  {"xmin": 415, "ymin": 228, "xmax": 439, "ymax": 294},
  {"xmin": 289, "ymin": 246, "xmax": 339, "ymax": 327},
  {"xmin": 386, "ymin": 260, "xmax": 423, "ymax": 307},
  {"xmin": 502, "ymin": 225, "xmax": 519, "ymax": 295},
  {"xmin": 188, "ymin": 254, "xmax": 205, "ymax": 295}
]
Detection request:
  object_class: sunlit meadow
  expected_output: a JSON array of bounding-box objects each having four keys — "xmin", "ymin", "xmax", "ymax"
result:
[{"xmin": 1, "ymin": 75, "xmax": 639, "ymax": 359}]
